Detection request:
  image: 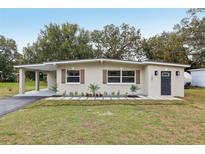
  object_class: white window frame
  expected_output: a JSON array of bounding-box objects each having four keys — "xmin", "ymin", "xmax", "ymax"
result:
[
  {"xmin": 107, "ymin": 69, "xmax": 135, "ymax": 84},
  {"xmin": 107, "ymin": 70, "xmax": 121, "ymax": 84},
  {"xmin": 122, "ymin": 70, "xmax": 135, "ymax": 84},
  {"xmin": 66, "ymin": 69, "xmax": 81, "ymax": 84}
]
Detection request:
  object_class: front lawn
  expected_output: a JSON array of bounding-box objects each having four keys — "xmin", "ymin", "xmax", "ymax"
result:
[
  {"xmin": 0, "ymin": 81, "xmax": 47, "ymax": 98},
  {"xmin": 0, "ymin": 88, "xmax": 205, "ymax": 144}
]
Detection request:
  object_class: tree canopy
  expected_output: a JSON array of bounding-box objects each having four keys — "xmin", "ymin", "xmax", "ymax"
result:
[
  {"xmin": 143, "ymin": 32, "xmax": 189, "ymax": 64},
  {"xmin": 23, "ymin": 23, "xmax": 94, "ymax": 64},
  {"xmin": 22, "ymin": 9, "xmax": 205, "ymax": 67},
  {"xmin": 23, "ymin": 23, "xmax": 143, "ymax": 63},
  {"xmin": 143, "ymin": 8, "xmax": 205, "ymax": 67},
  {"xmin": 173, "ymin": 9, "xmax": 205, "ymax": 68},
  {"xmin": 91, "ymin": 23, "xmax": 143, "ymax": 60},
  {"xmin": 0, "ymin": 35, "xmax": 22, "ymax": 81},
  {"xmin": 1, "ymin": 8, "xmax": 205, "ymax": 82}
]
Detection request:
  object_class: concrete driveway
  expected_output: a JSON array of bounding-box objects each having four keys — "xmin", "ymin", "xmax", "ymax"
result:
[{"xmin": 0, "ymin": 96, "xmax": 44, "ymax": 116}]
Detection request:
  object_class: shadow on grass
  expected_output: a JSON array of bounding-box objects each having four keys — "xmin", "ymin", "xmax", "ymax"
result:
[{"xmin": 26, "ymin": 100, "xmax": 187, "ymax": 109}]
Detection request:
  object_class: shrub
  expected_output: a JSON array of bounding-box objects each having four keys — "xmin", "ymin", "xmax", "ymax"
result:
[
  {"xmin": 62, "ymin": 91, "xmax": 66, "ymax": 97},
  {"xmin": 111, "ymin": 91, "xmax": 115, "ymax": 96},
  {"xmin": 50, "ymin": 84, "xmax": 58, "ymax": 93},
  {"xmin": 117, "ymin": 90, "xmax": 120, "ymax": 97},
  {"xmin": 88, "ymin": 83, "xmax": 100, "ymax": 96},
  {"xmin": 86, "ymin": 93, "xmax": 89, "ymax": 97},
  {"xmin": 81, "ymin": 92, "xmax": 84, "ymax": 97},
  {"xmin": 69, "ymin": 92, "xmax": 74, "ymax": 97},
  {"xmin": 74, "ymin": 91, "xmax": 78, "ymax": 96},
  {"xmin": 130, "ymin": 85, "xmax": 140, "ymax": 95},
  {"xmin": 104, "ymin": 91, "xmax": 108, "ymax": 96}
]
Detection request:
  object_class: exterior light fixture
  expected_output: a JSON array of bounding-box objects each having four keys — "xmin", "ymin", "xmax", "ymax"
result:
[
  {"xmin": 176, "ymin": 71, "xmax": 180, "ymax": 76},
  {"xmin": 154, "ymin": 71, "xmax": 158, "ymax": 76}
]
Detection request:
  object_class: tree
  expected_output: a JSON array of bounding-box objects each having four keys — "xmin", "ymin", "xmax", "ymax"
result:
[
  {"xmin": 174, "ymin": 9, "xmax": 205, "ymax": 68},
  {"xmin": 23, "ymin": 23, "xmax": 94, "ymax": 64},
  {"xmin": 187, "ymin": 8, "xmax": 205, "ymax": 16},
  {"xmin": 0, "ymin": 35, "xmax": 22, "ymax": 81},
  {"xmin": 143, "ymin": 32, "xmax": 189, "ymax": 64},
  {"xmin": 91, "ymin": 23, "xmax": 144, "ymax": 60}
]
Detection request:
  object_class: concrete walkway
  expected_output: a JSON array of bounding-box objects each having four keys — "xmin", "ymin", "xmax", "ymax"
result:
[
  {"xmin": 15, "ymin": 88, "xmax": 55, "ymax": 97},
  {"xmin": 45, "ymin": 95, "xmax": 182, "ymax": 101},
  {"xmin": 0, "ymin": 96, "xmax": 44, "ymax": 116}
]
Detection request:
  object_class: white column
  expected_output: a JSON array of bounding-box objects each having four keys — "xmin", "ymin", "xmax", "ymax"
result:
[
  {"xmin": 19, "ymin": 69, "xmax": 25, "ymax": 94},
  {"xmin": 35, "ymin": 71, "xmax": 40, "ymax": 91}
]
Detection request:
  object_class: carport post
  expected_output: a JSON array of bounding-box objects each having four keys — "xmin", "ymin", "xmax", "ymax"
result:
[
  {"xmin": 19, "ymin": 68, "xmax": 25, "ymax": 94},
  {"xmin": 35, "ymin": 71, "xmax": 40, "ymax": 91}
]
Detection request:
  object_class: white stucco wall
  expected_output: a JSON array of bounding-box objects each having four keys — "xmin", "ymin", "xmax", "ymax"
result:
[
  {"xmin": 55, "ymin": 61, "xmax": 185, "ymax": 97},
  {"xmin": 47, "ymin": 71, "xmax": 56, "ymax": 89},
  {"xmin": 56, "ymin": 61, "xmax": 144, "ymax": 95},
  {"xmin": 144, "ymin": 65, "xmax": 184, "ymax": 97},
  {"xmin": 191, "ymin": 70, "xmax": 205, "ymax": 87}
]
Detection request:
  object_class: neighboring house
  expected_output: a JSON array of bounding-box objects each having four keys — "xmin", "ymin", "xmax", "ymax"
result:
[
  {"xmin": 189, "ymin": 68, "xmax": 205, "ymax": 87},
  {"xmin": 14, "ymin": 59, "xmax": 190, "ymax": 97}
]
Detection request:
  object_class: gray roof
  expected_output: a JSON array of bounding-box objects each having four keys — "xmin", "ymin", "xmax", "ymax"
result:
[{"xmin": 14, "ymin": 58, "xmax": 190, "ymax": 71}]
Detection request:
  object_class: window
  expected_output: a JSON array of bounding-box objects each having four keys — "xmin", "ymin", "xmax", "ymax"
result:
[
  {"xmin": 107, "ymin": 70, "xmax": 135, "ymax": 83},
  {"xmin": 67, "ymin": 70, "xmax": 80, "ymax": 83},
  {"xmin": 122, "ymin": 71, "xmax": 135, "ymax": 83},
  {"xmin": 161, "ymin": 72, "xmax": 170, "ymax": 77},
  {"xmin": 108, "ymin": 70, "xmax": 121, "ymax": 83}
]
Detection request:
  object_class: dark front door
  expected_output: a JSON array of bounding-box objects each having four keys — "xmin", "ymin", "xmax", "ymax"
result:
[{"xmin": 161, "ymin": 71, "xmax": 171, "ymax": 95}]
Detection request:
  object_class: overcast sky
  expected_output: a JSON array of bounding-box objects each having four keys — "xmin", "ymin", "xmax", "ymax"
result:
[{"xmin": 0, "ymin": 8, "xmax": 189, "ymax": 53}]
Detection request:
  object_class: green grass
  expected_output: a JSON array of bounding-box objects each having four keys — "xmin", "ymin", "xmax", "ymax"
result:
[
  {"xmin": 0, "ymin": 88, "xmax": 205, "ymax": 144},
  {"xmin": 0, "ymin": 81, "xmax": 47, "ymax": 98}
]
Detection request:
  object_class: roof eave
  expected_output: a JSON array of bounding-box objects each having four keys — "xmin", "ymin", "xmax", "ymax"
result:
[
  {"xmin": 44, "ymin": 58, "xmax": 144, "ymax": 65},
  {"xmin": 143, "ymin": 62, "xmax": 190, "ymax": 68},
  {"xmin": 189, "ymin": 68, "xmax": 205, "ymax": 72},
  {"xmin": 14, "ymin": 64, "xmax": 46, "ymax": 68},
  {"xmin": 14, "ymin": 59, "xmax": 190, "ymax": 69}
]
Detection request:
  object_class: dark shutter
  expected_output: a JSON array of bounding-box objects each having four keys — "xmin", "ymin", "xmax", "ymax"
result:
[
  {"xmin": 136, "ymin": 70, "xmax": 140, "ymax": 84},
  {"xmin": 103, "ymin": 70, "xmax": 107, "ymax": 84},
  {"xmin": 80, "ymin": 69, "xmax": 85, "ymax": 84},
  {"xmin": 61, "ymin": 69, "xmax": 66, "ymax": 84}
]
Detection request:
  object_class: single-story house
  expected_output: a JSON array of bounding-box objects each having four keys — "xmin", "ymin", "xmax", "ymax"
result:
[
  {"xmin": 189, "ymin": 68, "xmax": 205, "ymax": 87},
  {"xmin": 14, "ymin": 59, "xmax": 190, "ymax": 97}
]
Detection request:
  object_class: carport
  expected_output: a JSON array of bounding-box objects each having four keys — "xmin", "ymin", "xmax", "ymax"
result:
[{"xmin": 14, "ymin": 63, "xmax": 57, "ymax": 95}]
